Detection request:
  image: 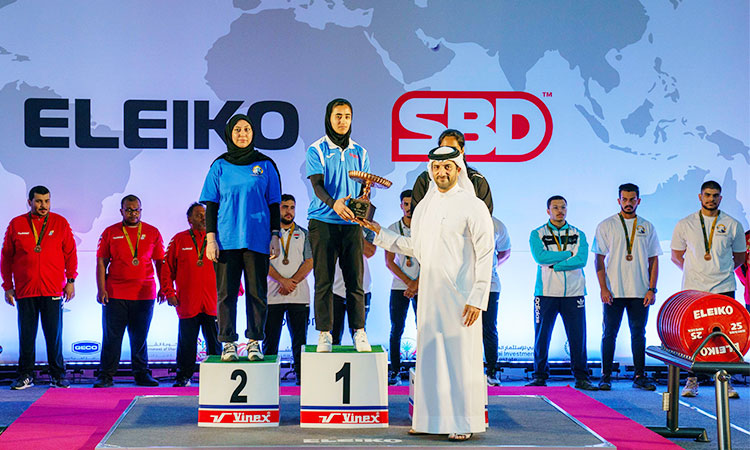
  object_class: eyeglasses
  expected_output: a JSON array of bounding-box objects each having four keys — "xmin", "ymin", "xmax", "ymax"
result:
[{"xmin": 123, "ymin": 208, "xmax": 141, "ymax": 214}]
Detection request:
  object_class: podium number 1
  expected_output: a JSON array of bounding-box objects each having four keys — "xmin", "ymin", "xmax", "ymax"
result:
[
  {"xmin": 336, "ymin": 362, "xmax": 351, "ymax": 404},
  {"xmin": 230, "ymin": 369, "xmax": 248, "ymax": 403}
]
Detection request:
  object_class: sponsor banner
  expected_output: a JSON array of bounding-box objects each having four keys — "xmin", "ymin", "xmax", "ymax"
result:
[
  {"xmin": 300, "ymin": 409, "xmax": 388, "ymax": 428},
  {"xmin": 198, "ymin": 408, "xmax": 279, "ymax": 427},
  {"xmin": 71, "ymin": 340, "xmax": 100, "ymax": 354}
]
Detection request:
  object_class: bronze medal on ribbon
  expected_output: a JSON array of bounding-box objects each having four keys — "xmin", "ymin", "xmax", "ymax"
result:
[
  {"xmin": 699, "ymin": 211, "xmax": 719, "ymax": 263},
  {"xmin": 618, "ymin": 213, "xmax": 637, "ymax": 263},
  {"xmin": 189, "ymin": 229, "xmax": 207, "ymax": 269},
  {"xmin": 132, "ymin": 258, "xmax": 139, "ymax": 266},
  {"xmin": 197, "ymin": 260, "xmax": 204, "ymax": 267},
  {"xmin": 280, "ymin": 224, "xmax": 294, "ymax": 267},
  {"xmin": 282, "ymin": 258, "xmax": 289, "ymax": 265},
  {"xmin": 626, "ymin": 254, "xmax": 633, "ymax": 261},
  {"xmin": 34, "ymin": 245, "xmax": 42, "ymax": 253},
  {"xmin": 29, "ymin": 213, "xmax": 49, "ymax": 255},
  {"xmin": 123, "ymin": 223, "xmax": 142, "ymax": 268},
  {"xmin": 704, "ymin": 253, "xmax": 712, "ymax": 261}
]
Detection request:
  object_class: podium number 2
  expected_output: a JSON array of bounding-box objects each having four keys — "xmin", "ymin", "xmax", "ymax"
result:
[
  {"xmin": 336, "ymin": 362, "xmax": 351, "ymax": 404},
  {"xmin": 230, "ymin": 369, "xmax": 247, "ymax": 403}
]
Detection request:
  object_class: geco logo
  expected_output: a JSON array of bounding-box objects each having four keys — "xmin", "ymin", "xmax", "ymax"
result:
[
  {"xmin": 392, "ymin": 91, "xmax": 552, "ymax": 162},
  {"xmin": 72, "ymin": 341, "xmax": 100, "ymax": 354}
]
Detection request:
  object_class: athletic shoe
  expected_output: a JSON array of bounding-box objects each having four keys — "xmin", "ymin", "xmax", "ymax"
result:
[
  {"xmin": 134, "ymin": 372, "xmax": 159, "ymax": 387},
  {"xmin": 632, "ymin": 375, "xmax": 656, "ymax": 391},
  {"xmin": 388, "ymin": 371, "xmax": 400, "ymax": 386},
  {"xmin": 247, "ymin": 340, "xmax": 264, "ymax": 361},
  {"xmin": 525, "ymin": 378, "xmax": 547, "ymax": 387},
  {"xmin": 93, "ymin": 375, "xmax": 114, "ymax": 388},
  {"xmin": 353, "ymin": 329, "xmax": 372, "ymax": 352},
  {"xmin": 221, "ymin": 342, "xmax": 239, "ymax": 361},
  {"xmin": 598, "ymin": 380, "xmax": 612, "ymax": 391},
  {"xmin": 50, "ymin": 377, "xmax": 70, "ymax": 388},
  {"xmin": 681, "ymin": 376, "xmax": 699, "ymax": 397},
  {"xmin": 728, "ymin": 381, "xmax": 740, "ymax": 399},
  {"xmin": 10, "ymin": 376, "xmax": 33, "ymax": 390},
  {"xmin": 317, "ymin": 331, "xmax": 333, "ymax": 352},
  {"xmin": 486, "ymin": 372, "xmax": 501, "ymax": 386},
  {"xmin": 574, "ymin": 379, "xmax": 599, "ymax": 391},
  {"xmin": 173, "ymin": 377, "xmax": 191, "ymax": 387}
]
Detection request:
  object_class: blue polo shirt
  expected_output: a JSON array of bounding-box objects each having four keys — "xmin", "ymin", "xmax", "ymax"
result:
[
  {"xmin": 306, "ymin": 136, "xmax": 370, "ymax": 225},
  {"xmin": 200, "ymin": 159, "xmax": 282, "ymax": 253}
]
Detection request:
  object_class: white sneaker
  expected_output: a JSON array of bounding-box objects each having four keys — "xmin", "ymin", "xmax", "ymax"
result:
[
  {"xmin": 728, "ymin": 381, "xmax": 740, "ymax": 399},
  {"xmin": 681, "ymin": 376, "xmax": 699, "ymax": 397},
  {"xmin": 221, "ymin": 342, "xmax": 239, "ymax": 362},
  {"xmin": 247, "ymin": 340, "xmax": 264, "ymax": 361},
  {"xmin": 317, "ymin": 331, "xmax": 333, "ymax": 352},
  {"xmin": 353, "ymin": 329, "xmax": 372, "ymax": 352}
]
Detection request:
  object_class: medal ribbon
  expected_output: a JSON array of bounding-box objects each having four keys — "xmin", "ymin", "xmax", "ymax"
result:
[
  {"xmin": 699, "ymin": 210, "xmax": 719, "ymax": 256},
  {"xmin": 28, "ymin": 213, "xmax": 49, "ymax": 249},
  {"xmin": 281, "ymin": 223, "xmax": 295, "ymax": 261},
  {"xmin": 398, "ymin": 220, "xmax": 412, "ymax": 266},
  {"xmin": 189, "ymin": 229, "xmax": 207, "ymax": 263},
  {"xmin": 618, "ymin": 213, "xmax": 638, "ymax": 258},
  {"xmin": 122, "ymin": 222, "xmax": 142, "ymax": 261},
  {"xmin": 547, "ymin": 223, "xmax": 569, "ymax": 251}
]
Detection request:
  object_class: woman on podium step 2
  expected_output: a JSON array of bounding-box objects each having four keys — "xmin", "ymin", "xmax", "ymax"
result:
[{"xmin": 199, "ymin": 114, "xmax": 282, "ymax": 362}]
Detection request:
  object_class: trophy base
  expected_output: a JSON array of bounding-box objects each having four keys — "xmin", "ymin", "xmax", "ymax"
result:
[{"xmin": 348, "ymin": 198, "xmax": 376, "ymax": 221}]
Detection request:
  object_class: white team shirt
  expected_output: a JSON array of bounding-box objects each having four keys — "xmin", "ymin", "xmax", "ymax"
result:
[
  {"xmin": 489, "ymin": 217, "xmax": 511, "ymax": 293},
  {"xmin": 592, "ymin": 213, "xmax": 662, "ymax": 298},
  {"xmin": 671, "ymin": 211, "xmax": 745, "ymax": 293},
  {"xmin": 386, "ymin": 219, "xmax": 420, "ymax": 290},
  {"xmin": 267, "ymin": 224, "xmax": 312, "ymax": 305}
]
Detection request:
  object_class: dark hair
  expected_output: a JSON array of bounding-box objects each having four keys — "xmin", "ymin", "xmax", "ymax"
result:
[
  {"xmin": 700, "ymin": 180, "xmax": 721, "ymax": 193},
  {"xmin": 281, "ymin": 194, "xmax": 296, "ymax": 203},
  {"xmin": 400, "ymin": 189, "xmax": 413, "ymax": 201},
  {"xmin": 120, "ymin": 194, "xmax": 141, "ymax": 208},
  {"xmin": 186, "ymin": 202, "xmax": 204, "ymax": 217},
  {"xmin": 28, "ymin": 185, "xmax": 50, "ymax": 201},
  {"xmin": 438, "ymin": 129, "xmax": 465, "ymax": 150},
  {"xmin": 618, "ymin": 183, "xmax": 640, "ymax": 198},
  {"xmin": 547, "ymin": 195, "xmax": 567, "ymax": 208}
]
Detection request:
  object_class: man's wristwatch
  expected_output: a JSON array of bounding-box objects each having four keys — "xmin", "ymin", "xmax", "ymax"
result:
[
  {"xmin": 67, "ymin": 278, "xmax": 75, "ymax": 284},
  {"xmin": 647, "ymin": 287, "xmax": 657, "ymax": 293},
  {"xmin": 271, "ymin": 230, "xmax": 280, "ymax": 237}
]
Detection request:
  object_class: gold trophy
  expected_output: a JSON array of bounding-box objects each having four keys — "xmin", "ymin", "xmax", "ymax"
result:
[{"xmin": 347, "ymin": 171, "xmax": 392, "ymax": 221}]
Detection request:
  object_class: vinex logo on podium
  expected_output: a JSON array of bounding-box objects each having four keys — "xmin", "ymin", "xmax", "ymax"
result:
[{"xmin": 392, "ymin": 91, "xmax": 553, "ymax": 162}]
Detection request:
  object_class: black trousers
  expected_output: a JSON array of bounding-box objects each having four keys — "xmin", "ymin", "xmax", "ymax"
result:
[
  {"xmin": 332, "ymin": 292, "xmax": 371, "ymax": 345},
  {"xmin": 389, "ymin": 290, "xmax": 417, "ymax": 373},
  {"xmin": 482, "ymin": 291, "xmax": 500, "ymax": 375},
  {"xmin": 99, "ymin": 298, "xmax": 154, "ymax": 377},
  {"xmin": 263, "ymin": 303, "xmax": 310, "ymax": 375},
  {"xmin": 215, "ymin": 249, "xmax": 269, "ymax": 342},
  {"xmin": 601, "ymin": 298, "xmax": 649, "ymax": 379},
  {"xmin": 176, "ymin": 313, "xmax": 221, "ymax": 379},
  {"xmin": 308, "ymin": 219, "xmax": 365, "ymax": 331},
  {"xmin": 16, "ymin": 296, "xmax": 65, "ymax": 378},
  {"xmin": 533, "ymin": 296, "xmax": 589, "ymax": 381}
]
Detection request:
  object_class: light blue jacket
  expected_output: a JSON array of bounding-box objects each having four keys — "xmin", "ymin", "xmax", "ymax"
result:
[{"xmin": 529, "ymin": 221, "xmax": 588, "ymax": 297}]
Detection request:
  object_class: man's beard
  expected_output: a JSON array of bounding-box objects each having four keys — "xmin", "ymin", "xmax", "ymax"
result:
[
  {"xmin": 620, "ymin": 206, "xmax": 636, "ymax": 214},
  {"xmin": 702, "ymin": 202, "xmax": 718, "ymax": 211},
  {"xmin": 281, "ymin": 217, "xmax": 294, "ymax": 225}
]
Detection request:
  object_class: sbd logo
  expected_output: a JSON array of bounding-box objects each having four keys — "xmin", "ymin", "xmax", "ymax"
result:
[{"xmin": 392, "ymin": 91, "xmax": 553, "ymax": 162}]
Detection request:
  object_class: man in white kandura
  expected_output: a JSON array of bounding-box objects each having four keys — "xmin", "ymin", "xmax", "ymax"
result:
[{"xmin": 358, "ymin": 146, "xmax": 494, "ymax": 442}]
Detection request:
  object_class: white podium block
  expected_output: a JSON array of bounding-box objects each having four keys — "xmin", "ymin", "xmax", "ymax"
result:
[
  {"xmin": 300, "ymin": 345, "xmax": 388, "ymax": 428},
  {"xmin": 408, "ymin": 368, "xmax": 489, "ymax": 425},
  {"xmin": 198, "ymin": 355, "xmax": 280, "ymax": 427}
]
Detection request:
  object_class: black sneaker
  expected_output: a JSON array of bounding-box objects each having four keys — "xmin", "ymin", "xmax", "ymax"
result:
[
  {"xmin": 50, "ymin": 377, "xmax": 70, "ymax": 388},
  {"xmin": 10, "ymin": 376, "xmax": 34, "ymax": 390},
  {"xmin": 486, "ymin": 372, "xmax": 501, "ymax": 386},
  {"xmin": 598, "ymin": 379, "xmax": 612, "ymax": 391},
  {"xmin": 388, "ymin": 371, "xmax": 400, "ymax": 386},
  {"xmin": 134, "ymin": 372, "xmax": 159, "ymax": 387},
  {"xmin": 172, "ymin": 377, "xmax": 191, "ymax": 387},
  {"xmin": 575, "ymin": 379, "xmax": 599, "ymax": 391},
  {"xmin": 93, "ymin": 376, "xmax": 114, "ymax": 388},
  {"xmin": 632, "ymin": 375, "xmax": 656, "ymax": 391},
  {"xmin": 525, "ymin": 378, "xmax": 547, "ymax": 387}
]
